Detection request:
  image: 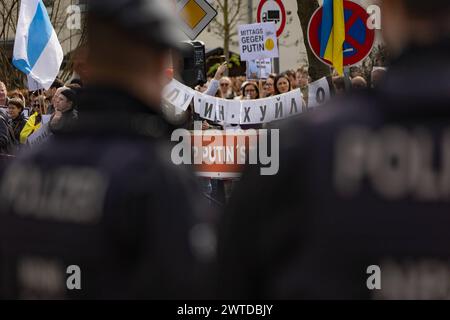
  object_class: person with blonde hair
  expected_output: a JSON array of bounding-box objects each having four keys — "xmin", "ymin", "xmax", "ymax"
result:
[{"xmin": 219, "ymin": 76, "xmax": 235, "ymax": 99}]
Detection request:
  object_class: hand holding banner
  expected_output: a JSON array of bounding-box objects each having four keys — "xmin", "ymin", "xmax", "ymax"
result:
[{"xmin": 165, "ymin": 78, "xmax": 330, "ymax": 126}]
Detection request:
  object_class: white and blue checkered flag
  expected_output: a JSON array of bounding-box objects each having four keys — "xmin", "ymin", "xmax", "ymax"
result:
[{"xmin": 12, "ymin": 0, "xmax": 64, "ymax": 90}]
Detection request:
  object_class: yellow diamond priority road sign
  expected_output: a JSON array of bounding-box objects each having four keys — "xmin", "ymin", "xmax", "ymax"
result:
[{"xmin": 177, "ymin": 0, "xmax": 217, "ymax": 40}]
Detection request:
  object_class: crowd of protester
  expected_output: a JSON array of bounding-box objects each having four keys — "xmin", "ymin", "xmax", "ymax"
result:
[
  {"xmin": 0, "ymin": 59, "xmax": 388, "ymax": 166},
  {"xmin": 0, "ymin": 64, "xmax": 386, "ymax": 162},
  {"xmin": 197, "ymin": 64, "xmax": 385, "ymax": 100},
  {"xmin": 0, "ymin": 79, "xmax": 81, "ymax": 155},
  {"xmin": 191, "ymin": 63, "xmax": 386, "ymax": 133},
  {"xmin": 0, "ymin": 63, "xmax": 386, "ymax": 163}
]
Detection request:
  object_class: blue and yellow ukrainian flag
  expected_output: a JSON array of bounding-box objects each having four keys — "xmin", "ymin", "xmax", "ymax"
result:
[{"xmin": 320, "ymin": 0, "xmax": 346, "ymax": 75}]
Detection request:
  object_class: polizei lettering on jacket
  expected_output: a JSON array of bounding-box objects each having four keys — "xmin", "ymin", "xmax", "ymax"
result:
[
  {"xmin": 334, "ymin": 126, "xmax": 450, "ymax": 201},
  {"xmin": 0, "ymin": 164, "xmax": 108, "ymax": 224}
]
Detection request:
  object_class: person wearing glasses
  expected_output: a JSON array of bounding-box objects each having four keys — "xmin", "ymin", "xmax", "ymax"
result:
[
  {"xmin": 240, "ymin": 82, "xmax": 262, "ymax": 130},
  {"xmin": 219, "ymin": 77, "xmax": 235, "ymax": 100},
  {"xmin": 241, "ymin": 81, "xmax": 260, "ymax": 100},
  {"xmin": 263, "ymin": 74, "xmax": 276, "ymax": 97}
]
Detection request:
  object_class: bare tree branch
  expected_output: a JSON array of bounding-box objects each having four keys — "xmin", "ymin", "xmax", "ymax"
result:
[{"xmin": 0, "ymin": 0, "xmax": 85, "ymax": 88}]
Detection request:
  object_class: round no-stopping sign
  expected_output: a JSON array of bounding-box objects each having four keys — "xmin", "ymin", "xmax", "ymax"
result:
[
  {"xmin": 308, "ymin": 0, "xmax": 375, "ymax": 67},
  {"xmin": 257, "ymin": 0, "xmax": 286, "ymax": 38}
]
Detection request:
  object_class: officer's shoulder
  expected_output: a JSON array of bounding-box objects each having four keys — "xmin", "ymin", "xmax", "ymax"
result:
[
  {"xmin": 97, "ymin": 137, "xmax": 197, "ymax": 191},
  {"xmin": 14, "ymin": 134, "xmax": 167, "ymax": 172},
  {"xmin": 280, "ymin": 91, "xmax": 382, "ymax": 147},
  {"xmin": 305, "ymin": 91, "xmax": 378, "ymax": 126}
]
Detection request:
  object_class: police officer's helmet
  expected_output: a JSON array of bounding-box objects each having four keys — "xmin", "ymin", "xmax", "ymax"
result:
[{"xmin": 87, "ymin": 0, "xmax": 186, "ymax": 51}]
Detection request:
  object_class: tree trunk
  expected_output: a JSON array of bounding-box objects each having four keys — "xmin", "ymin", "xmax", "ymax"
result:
[
  {"xmin": 297, "ymin": 0, "xmax": 330, "ymax": 81},
  {"xmin": 223, "ymin": 0, "xmax": 230, "ymax": 62}
]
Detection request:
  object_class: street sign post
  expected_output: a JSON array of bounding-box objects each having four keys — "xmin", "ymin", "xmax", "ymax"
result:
[
  {"xmin": 177, "ymin": 0, "xmax": 218, "ymax": 40},
  {"xmin": 256, "ymin": 0, "xmax": 286, "ymax": 38},
  {"xmin": 308, "ymin": 0, "xmax": 375, "ymax": 68}
]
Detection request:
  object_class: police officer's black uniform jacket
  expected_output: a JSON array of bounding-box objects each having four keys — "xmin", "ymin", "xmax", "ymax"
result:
[
  {"xmin": 0, "ymin": 87, "xmax": 214, "ymax": 299},
  {"xmin": 219, "ymin": 41, "xmax": 450, "ymax": 299}
]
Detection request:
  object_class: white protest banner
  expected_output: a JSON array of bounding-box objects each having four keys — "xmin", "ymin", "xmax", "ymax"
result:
[
  {"xmin": 240, "ymin": 99, "xmax": 263, "ymax": 125},
  {"xmin": 239, "ymin": 22, "xmax": 279, "ymax": 61},
  {"xmin": 246, "ymin": 59, "xmax": 272, "ymax": 80},
  {"xmin": 308, "ymin": 77, "xmax": 331, "ymax": 108},
  {"xmin": 163, "ymin": 78, "xmax": 330, "ymax": 125},
  {"xmin": 216, "ymin": 99, "xmax": 241, "ymax": 125},
  {"xmin": 193, "ymin": 91, "xmax": 202, "ymax": 114},
  {"xmin": 194, "ymin": 93, "xmax": 218, "ymax": 121},
  {"xmin": 283, "ymin": 89, "xmax": 304, "ymax": 117},
  {"xmin": 267, "ymin": 94, "xmax": 291, "ymax": 122},
  {"xmin": 163, "ymin": 79, "xmax": 196, "ymax": 111},
  {"xmin": 28, "ymin": 123, "xmax": 52, "ymax": 147},
  {"xmin": 239, "ymin": 96, "xmax": 273, "ymax": 124}
]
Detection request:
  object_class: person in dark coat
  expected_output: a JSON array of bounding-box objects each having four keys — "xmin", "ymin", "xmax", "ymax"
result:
[
  {"xmin": 0, "ymin": 0, "xmax": 214, "ymax": 299},
  {"xmin": 49, "ymin": 89, "xmax": 78, "ymax": 134},
  {"xmin": 7, "ymin": 98, "xmax": 27, "ymax": 143},
  {"xmin": 219, "ymin": 0, "xmax": 450, "ymax": 300}
]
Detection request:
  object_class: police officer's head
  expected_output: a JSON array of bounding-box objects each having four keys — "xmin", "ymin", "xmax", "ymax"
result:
[
  {"xmin": 85, "ymin": 0, "xmax": 184, "ymax": 107},
  {"xmin": 381, "ymin": 0, "xmax": 450, "ymax": 56}
]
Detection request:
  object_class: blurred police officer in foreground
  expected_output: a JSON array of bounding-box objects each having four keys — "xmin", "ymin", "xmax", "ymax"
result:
[
  {"xmin": 0, "ymin": 0, "xmax": 214, "ymax": 299},
  {"xmin": 220, "ymin": 0, "xmax": 450, "ymax": 299}
]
